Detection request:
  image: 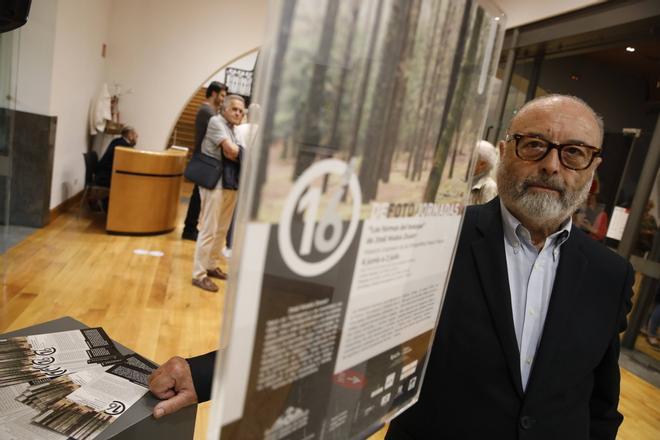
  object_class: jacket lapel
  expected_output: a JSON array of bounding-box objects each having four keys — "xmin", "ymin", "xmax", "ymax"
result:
[
  {"xmin": 526, "ymin": 232, "xmax": 587, "ymax": 394},
  {"xmin": 471, "ymin": 200, "xmax": 524, "ymax": 398}
]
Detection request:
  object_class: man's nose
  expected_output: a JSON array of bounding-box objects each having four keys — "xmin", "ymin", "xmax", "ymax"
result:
[{"xmin": 539, "ymin": 148, "xmax": 561, "ymax": 174}]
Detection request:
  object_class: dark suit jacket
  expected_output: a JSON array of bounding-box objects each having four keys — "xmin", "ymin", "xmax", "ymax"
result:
[
  {"xmin": 96, "ymin": 137, "xmax": 133, "ymax": 186},
  {"xmin": 188, "ymin": 351, "xmax": 216, "ymax": 403},
  {"xmin": 386, "ymin": 198, "xmax": 633, "ymax": 440}
]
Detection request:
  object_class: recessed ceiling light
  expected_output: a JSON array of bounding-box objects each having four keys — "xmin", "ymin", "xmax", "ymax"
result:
[{"xmin": 626, "ymin": 47, "xmax": 636, "ymax": 52}]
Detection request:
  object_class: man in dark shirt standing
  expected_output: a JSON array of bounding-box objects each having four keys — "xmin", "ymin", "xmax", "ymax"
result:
[
  {"xmin": 96, "ymin": 125, "xmax": 138, "ymax": 187},
  {"xmin": 182, "ymin": 81, "xmax": 228, "ymax": 241}
]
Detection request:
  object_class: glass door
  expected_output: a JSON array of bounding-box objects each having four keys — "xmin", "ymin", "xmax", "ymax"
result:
[
  {"xmin": 0, "ymin": 28, "xmax": 20, "ymax": 276},
  {"xmin": 619, "ymin": 129, "xmax": 660, "ymax": 363}
]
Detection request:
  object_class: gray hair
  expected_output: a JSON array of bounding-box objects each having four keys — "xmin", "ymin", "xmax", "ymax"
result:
[
  {"xmin": 510, "ymin": 94, "xmax": 604, "ymax": 145},
  {"xmin": 121, "ymin": 125, "xmax": 135, "ymax": 137},
  {"xmin": 476, "ymin": 140, "xmax": 498, "ymax": 171},
  {"xmin": 222, "ymin": 94, "xmax": 246, "ymax": 110}
]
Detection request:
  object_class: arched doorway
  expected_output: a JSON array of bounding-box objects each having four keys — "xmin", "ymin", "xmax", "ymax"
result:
[{"xmin": 167, "ymin": 49, "xmax": 259, "ymax": 150}]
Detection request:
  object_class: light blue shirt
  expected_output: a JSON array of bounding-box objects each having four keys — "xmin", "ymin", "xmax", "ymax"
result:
[{"xmin": 500, "ymin": 201, "xmax": 571, "ymax": 391}]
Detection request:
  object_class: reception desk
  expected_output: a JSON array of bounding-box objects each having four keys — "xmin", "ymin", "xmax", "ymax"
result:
[{"xmin": 106, "ymin": 147, "xmax": 187, "ymax": 235}]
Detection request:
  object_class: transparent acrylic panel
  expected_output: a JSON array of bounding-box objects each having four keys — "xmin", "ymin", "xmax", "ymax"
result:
[
  {"xmin": 631, "ymin": 168, "xmax": 659, "ymax": 358},
  {"xmin": 0, "ymin": 29, "xmax": 20, "ymax": 277},
  {"xmin": 210, "ymin": 1, "xmax": 505, "ymax": 439}
]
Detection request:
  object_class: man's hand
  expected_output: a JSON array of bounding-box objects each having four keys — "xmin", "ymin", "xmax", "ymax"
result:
[
  {"xmin": 220, "ymin": 139, "xmax": 239, "ymax": 160},
  {"xmin": 148, "ymin": 356, "xmax": 198, "ymax": 419}
]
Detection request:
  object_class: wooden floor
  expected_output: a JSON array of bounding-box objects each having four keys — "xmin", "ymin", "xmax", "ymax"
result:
[
  {"xmin": 1, "ymin": 194, "xmax": 658, "ymax": 439},
  {"xmin": 636, "ymin": 334, "xmax": 660, "ymax": 362}
]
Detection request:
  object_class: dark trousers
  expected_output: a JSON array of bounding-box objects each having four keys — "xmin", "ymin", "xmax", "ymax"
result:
[
  {"xmin": 183, "ymin": 184, "xmax": 201, "ymax": 233},
  {"xmin": 226, "ymin": 209, "xmax": 236, "ymax": 249}
]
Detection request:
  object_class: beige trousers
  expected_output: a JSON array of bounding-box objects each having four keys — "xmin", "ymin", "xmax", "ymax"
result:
[{"xmin": 192, "ymin": 187, "xmax": 237, "ymax": 280}]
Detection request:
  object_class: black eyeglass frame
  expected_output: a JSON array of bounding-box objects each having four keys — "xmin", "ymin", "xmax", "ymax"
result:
[{"xmin": 505, "ymin": 133, "xmax": 602, "ymax": 171}]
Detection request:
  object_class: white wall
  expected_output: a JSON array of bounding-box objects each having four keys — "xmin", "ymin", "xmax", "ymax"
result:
[
  {"xmin": 104, "ymin": 0, "xmax": 268, "ymax": 151},
  {"xmin": 14, "ymin": 0, "xmax": 58, "ymax": 115},
  {"xmin": 0, "ymin": 31, "xmax": 19, "ymax": 111},
  {"xmin": 48, "ymin": 0, "xmax": 112, "ymax": 208},
  {"xmin": 43, "ymin": 0, "xmax": 268, "ymax": 208}
]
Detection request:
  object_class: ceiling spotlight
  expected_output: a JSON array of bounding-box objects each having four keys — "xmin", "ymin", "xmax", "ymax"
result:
[{"xmin": 626, "ymin": 47, "xmax": 635, "ymax": 52}]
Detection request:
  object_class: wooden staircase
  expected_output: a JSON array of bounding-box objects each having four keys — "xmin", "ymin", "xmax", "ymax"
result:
[{"xmin": 167, "ymin": 86, "xmax": 207, "ymax": 151}]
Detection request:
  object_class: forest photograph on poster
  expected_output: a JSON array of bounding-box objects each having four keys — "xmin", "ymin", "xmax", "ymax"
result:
[{"xmin": 247, "ymin": 0, "xmax": 502, "ymax": 224}]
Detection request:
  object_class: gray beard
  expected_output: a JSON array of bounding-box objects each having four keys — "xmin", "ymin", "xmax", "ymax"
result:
[{"xmin": 496, "ymin": 162, "xmax": 591, "ymax": 229}]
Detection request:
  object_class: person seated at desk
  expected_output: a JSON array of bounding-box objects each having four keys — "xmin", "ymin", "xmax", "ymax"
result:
[{"xmin": 96, "ymin": 126, "xmax": 138, "ymax": 187}]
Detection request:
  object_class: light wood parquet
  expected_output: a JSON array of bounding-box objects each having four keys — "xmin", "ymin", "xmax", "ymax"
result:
[{"xmin": 1, "ymin": 190, "xmax": 658, "ymax": 439}]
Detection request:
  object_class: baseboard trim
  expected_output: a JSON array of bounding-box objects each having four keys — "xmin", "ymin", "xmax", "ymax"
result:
[{"xmin": 49, "ymin": 190, "xmax": 84, "ymax": 223}]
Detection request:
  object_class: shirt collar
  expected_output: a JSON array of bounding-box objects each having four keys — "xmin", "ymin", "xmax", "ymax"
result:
[
  {"xmin": 500, "ymin": 200, "xmax": 572, "ymax": 250},
  {"xmin": 218, "ymin": 114, "xmax": 235, "ymax": 131}
]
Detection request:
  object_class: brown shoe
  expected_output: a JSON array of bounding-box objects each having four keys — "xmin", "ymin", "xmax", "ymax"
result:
[
  {"xmin": 192, "ymin": 277, "xmax": 218, "ymax": 292},
  {"xmin": 207, "ymin": 267, "xmax": 227, "ymax": 280}
]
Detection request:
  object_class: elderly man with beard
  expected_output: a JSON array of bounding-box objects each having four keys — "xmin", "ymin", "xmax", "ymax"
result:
[{"xmin": 387, "ymin": 95, "xmax": 632, "ymax": 440}]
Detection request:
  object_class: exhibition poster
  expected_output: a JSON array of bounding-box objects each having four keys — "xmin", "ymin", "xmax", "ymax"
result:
[{"xmin": 210, "ymin": 0, "xmax": 505, "ymax": 439}]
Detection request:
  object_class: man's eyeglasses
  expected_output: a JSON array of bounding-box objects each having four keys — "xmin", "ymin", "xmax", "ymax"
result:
[{"xmin": 505, "ymin": 133, "xmax": 601, "ymax": 171}]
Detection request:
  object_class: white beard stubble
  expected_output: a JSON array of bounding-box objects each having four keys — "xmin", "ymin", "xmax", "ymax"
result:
[{"xmin": 496, "ymin": 159, "xmax": 592, "ymax": 230}]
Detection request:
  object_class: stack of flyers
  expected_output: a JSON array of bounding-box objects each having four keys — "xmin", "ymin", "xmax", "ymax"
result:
[
  {"xmin": 0, "ymin": 328, "xmax": 123, "ymax": 387},
  {"xmin": 31, "ymin": 354, "xmax": 157, "ymax": 440},
  {"xmin": 0, "ymin": 328, "xmax": 159, "ymax": 440},
  {"xmin": 17, "ymin": 366, "xmax": 107, "ymax": 412},
  {"xmin": 1, "ymin": 382, "xmax": 72, "ymax": 439}
]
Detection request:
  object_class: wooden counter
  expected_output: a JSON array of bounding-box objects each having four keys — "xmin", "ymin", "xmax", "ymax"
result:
[{"xmin": 106, "ymin": 147, "xmax": 187, "ymax": 235}]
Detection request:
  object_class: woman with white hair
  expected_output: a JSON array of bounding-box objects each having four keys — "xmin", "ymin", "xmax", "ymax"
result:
[{"xmin": 469, "ymin": 140, "xmax": 499, "ymax": 205}]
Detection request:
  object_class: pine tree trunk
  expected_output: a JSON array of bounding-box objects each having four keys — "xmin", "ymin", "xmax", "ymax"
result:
[
  {"xmin": 424, "ymin": 4, "xmax": 485, "ymax": 203},
  {"xmin": 380, "ymin": 0, "xmax": 422, "ymax": 183},
  {"xmin": 328, "ymin": 0, "xmax": 360, "ymax": 154},
  {"xmin": 346, "ymin": 0, "xmax": 386, "ymax": 161},
  {"xmin": 292, "ymin": 0, "xmax": 340, "ymax": 179},
  {"xmin": 251, "ymin": 0, "xmax": 299, "ymax": 218},
  {"xmin": 405, "ymin": 1, "xmax": 446, "ymax": 179},
  {"xmin": 358, "ymin": 0, "xmax": 411, "ymax": 203}
]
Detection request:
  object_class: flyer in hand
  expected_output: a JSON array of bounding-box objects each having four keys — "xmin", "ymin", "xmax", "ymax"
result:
[{"xmin": 209, "ymin": 1, "xmax": 505, "ymax": 439}]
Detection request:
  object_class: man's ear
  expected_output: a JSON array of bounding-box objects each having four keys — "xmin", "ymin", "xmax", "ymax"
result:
[
  {"xmin": 592, "ymin": 156, "xmax": 603, "ymax": 171},
  {"xmin": 497, "ymin": 140, "xmax": 506, "ymax": 157}
]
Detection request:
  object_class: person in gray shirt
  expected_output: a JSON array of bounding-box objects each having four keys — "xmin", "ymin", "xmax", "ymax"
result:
[{"xmin": 191, "ymin": 95, "xmax": 245, "ymax": 292}]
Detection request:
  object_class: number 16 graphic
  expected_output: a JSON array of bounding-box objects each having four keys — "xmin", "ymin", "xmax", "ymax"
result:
[{"xmin": 278, "ymin": 159, "xmax": 362, "ymax": 277}]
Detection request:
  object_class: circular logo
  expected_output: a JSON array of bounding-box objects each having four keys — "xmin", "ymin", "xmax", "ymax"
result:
[
  {"xmin": 278, "ymin": 159, "xmax": 361, "ymax": 277},
  {"xmin": 32, "ymin": 356, "xmax": 55, "ymax": 366},
  {"xmin": 105, "ymin": 400, "xmax": 126, "ymax": 415},
  {"xmin": 33, "ymin": 347, "xmax": 56, "ymax": 355}
]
